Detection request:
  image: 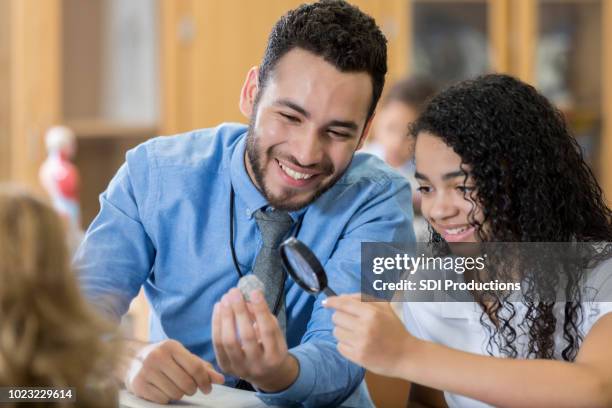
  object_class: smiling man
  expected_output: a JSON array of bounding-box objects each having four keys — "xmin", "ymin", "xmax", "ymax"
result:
[
  {"xmin": 243, "ymin": 47, "xmax": 373, "ymax": 212},
  {"xmin": 75, "ymin": 1, "xmax": 414, "ymax": 406}
]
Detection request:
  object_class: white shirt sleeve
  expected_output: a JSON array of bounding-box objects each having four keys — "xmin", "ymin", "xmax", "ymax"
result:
[{"xmin": 583, "ymin": 258, "xmax": 612, "ymax": 332}]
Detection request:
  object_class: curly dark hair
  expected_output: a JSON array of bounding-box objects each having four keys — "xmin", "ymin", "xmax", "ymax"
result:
[
  {"xmin": 258, "ymin": 0, "xmax": 387, "ymax": 120},
  {"xmin": 411, "ymin": 74, "xmax": 612, "ymax": 361}
]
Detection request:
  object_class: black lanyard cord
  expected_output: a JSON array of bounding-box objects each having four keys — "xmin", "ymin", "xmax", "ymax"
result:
[
  {"xmin": 229, "ymin": 187, "xmax": 244, "ymax": 278},
  {"xmin": 228, "ymin": 186, "xmax": 303, "ymax": 315}
]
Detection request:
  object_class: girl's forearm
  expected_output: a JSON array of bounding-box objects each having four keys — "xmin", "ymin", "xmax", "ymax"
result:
[{"xmin": 400, "ymin": 339, "xmax": 611, "ymax": 408}]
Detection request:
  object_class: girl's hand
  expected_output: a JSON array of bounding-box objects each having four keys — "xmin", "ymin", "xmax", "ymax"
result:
[{"xmin": 324, "ymin": 294, "xmax": 417, "ymax": 378}]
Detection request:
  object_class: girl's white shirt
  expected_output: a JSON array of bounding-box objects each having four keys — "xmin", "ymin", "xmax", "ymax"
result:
[{"xmin": 401, "ymin": 258, "xmax": 612, "ymax": 407}]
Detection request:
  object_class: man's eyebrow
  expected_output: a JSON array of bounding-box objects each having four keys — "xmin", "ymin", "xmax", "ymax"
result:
[
  {"xmin": 274, "ymin": 99, "xmax": 310, "ymax": 118},
  {"xmin": 273, "ymin": 99, "xmax": 359, "ymax": 132},
  {"xmin": 327, "ymin": 120, "xmax": 358, "ymax": 131}
]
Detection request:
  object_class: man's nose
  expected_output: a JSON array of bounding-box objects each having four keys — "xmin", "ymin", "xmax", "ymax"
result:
[{"xmin": 293, "ymin": 127, "xmax": 324, "ymax": 167}]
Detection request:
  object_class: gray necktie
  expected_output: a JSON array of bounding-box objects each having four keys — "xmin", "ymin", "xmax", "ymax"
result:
[{"xmin": 252, "ymin": 208, "xmax": 293, "ymax": 334}]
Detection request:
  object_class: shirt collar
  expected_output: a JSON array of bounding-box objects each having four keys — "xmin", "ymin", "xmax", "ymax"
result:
[{"xmin": 229, "ymin": 133, "xmax": 306, "ymax": 222}]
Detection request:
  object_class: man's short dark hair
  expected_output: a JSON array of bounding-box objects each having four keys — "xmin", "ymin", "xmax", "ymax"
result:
[{"xmin": 258, "ymin": 0, "xmax": 388, "ymax": 120}]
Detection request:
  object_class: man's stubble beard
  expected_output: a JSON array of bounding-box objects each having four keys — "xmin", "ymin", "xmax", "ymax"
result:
[{"xmin": 245, "ymin": 124, "xmax": 347, "ymax": 212}]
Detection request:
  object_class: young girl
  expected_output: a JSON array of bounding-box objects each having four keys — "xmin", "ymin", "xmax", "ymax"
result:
[
  {"xmin": 325, "ymin": 74, "xmax": 612, "ymax": 407},
  {"xmin": 0, "ymin": 185, "xmax": 119, "ymax": 407}
]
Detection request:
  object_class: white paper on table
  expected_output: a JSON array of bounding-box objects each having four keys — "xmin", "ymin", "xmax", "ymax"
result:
[{"xmin": 119, "ymin": 384, "xmax": 271, "ymax": 408}]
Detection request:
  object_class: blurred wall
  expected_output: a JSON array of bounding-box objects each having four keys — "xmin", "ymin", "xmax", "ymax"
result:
[
  {"xmin": 1, "ymin": 0, "xmax": 61, "ymax": 190},
  {"xmin": 160, "ymin": 0, "xmax": 408, "ymax": 135},
  {"xmin": 0, "ymin": 0, "xmax": 10, "ymax": 181}
]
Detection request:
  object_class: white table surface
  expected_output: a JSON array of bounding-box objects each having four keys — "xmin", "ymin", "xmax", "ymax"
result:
[{"xmin": 119, "ymin": 384, "xmax": 272, "ymax": 408}]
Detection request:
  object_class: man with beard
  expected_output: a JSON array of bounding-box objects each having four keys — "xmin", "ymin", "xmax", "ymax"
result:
[{"xmin": 76, "ymin": 1, "xmax": 414, "ymax": 406}]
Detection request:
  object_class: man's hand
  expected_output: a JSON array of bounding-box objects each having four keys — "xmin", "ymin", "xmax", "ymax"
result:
[
  {"xmin": 124, "ymin": 339, "xmax": 225, "ymax": 404},
  {"xmin": 324, "ymin": 293, "xmax": 418, "ymax": 379},
  {"xmin": 212, "ymin": 288, "xmax": 299, "ymax": 392}
]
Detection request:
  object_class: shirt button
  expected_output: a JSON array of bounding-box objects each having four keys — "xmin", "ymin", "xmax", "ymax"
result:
[{"xmin": 246, "ymin": 208, "xmax": 251, "ymax": 217}]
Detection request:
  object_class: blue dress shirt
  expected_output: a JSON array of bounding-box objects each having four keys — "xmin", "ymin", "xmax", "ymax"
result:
[{"xmin": 75, "ymin": 123, "xmax": 415, "ymax": 407}]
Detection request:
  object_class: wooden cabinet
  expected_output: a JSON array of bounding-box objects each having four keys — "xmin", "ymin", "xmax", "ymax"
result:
[
  {"xmin": 2, "ymin": 1, "xmax": 610, "ymax": 232},
  {"xmin": 1, "ymin": 0, "xmax": 159, "ymax": 225},
  {"xmin": 61, "ymin": 0, "xmax": 159, "ymax": 227},
  {"xmin": 159, "ymin": 0, "xmax": 612, "ymax": 202},
  {"xmin": 159, "ymin": 0, "xmax": 410, "ymax": 135},
  {"xmin": 532, "ymin": 0, "xmax": 610, "ymax": 193},
  {"xmin": 400, "ymin": 0, "xmax": 612, "ymax": 203},
  {"xmin": 408, "ymin": 0, "xmax": 508, "ymax": 84},
  {"xmin": 1, "ymin": 0, "xmax": 62, "ymax": 189},
  {"xmin": 0, "ymin": 0, "xmax": 10, "ymax": 181}
]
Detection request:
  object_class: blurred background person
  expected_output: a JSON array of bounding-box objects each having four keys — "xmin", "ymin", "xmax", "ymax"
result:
[
  {"xmin": 0, "ymin": 184, "xmax": 120, "ymax": 407},
  {"xmin": 364, "ymin": 75, "xmax": 438, "ymax": 241}
]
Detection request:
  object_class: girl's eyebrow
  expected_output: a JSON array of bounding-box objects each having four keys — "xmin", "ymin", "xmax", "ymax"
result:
[
  {"xmin": 441, "ymin": 170, "xmax": 467, "ymax": 181},
  {"xmin": 415, "ymin": 169, "xmax": 465, "ymax": 181},
  {"xmin": 414, "ymin": 171, "xmax": 428, "ymax": 181}
]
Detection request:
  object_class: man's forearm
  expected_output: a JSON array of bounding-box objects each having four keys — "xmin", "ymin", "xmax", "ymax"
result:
[
  {"xmin": 253, "ymin": 354, "xmax": 300, "ymax": 393},
  {"xmin": 254, "ymin": 340, "xmax": 364, "ymax": 407}
]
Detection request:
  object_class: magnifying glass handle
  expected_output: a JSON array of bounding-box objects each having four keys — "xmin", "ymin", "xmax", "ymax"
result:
[{"xmin": 323, "ymin": 287, "xmax": 337, "ymax": 297}]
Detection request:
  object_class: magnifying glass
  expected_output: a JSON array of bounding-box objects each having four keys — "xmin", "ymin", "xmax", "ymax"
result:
[{"xmin": 280, "ymin": 237, "xmax": 337, "ymax": 297}]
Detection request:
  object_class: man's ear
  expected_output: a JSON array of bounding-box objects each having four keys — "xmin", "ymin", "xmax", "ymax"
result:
[
  {"xmin": 356, "ymin": 112, "xmax": 376, "ymax": 150},
  {"xmin": 239, "ymin": 66, "xmax": 260, "ymax": 118}
]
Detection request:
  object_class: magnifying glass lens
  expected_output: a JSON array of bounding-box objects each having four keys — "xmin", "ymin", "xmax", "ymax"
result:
[
  {"xmin": 285, "ymin": 250, "xmax": 320, "ymax": 292},
  {"xmin": 280, "ymin": 237, "xmax": 336, "ymax": 296}
]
